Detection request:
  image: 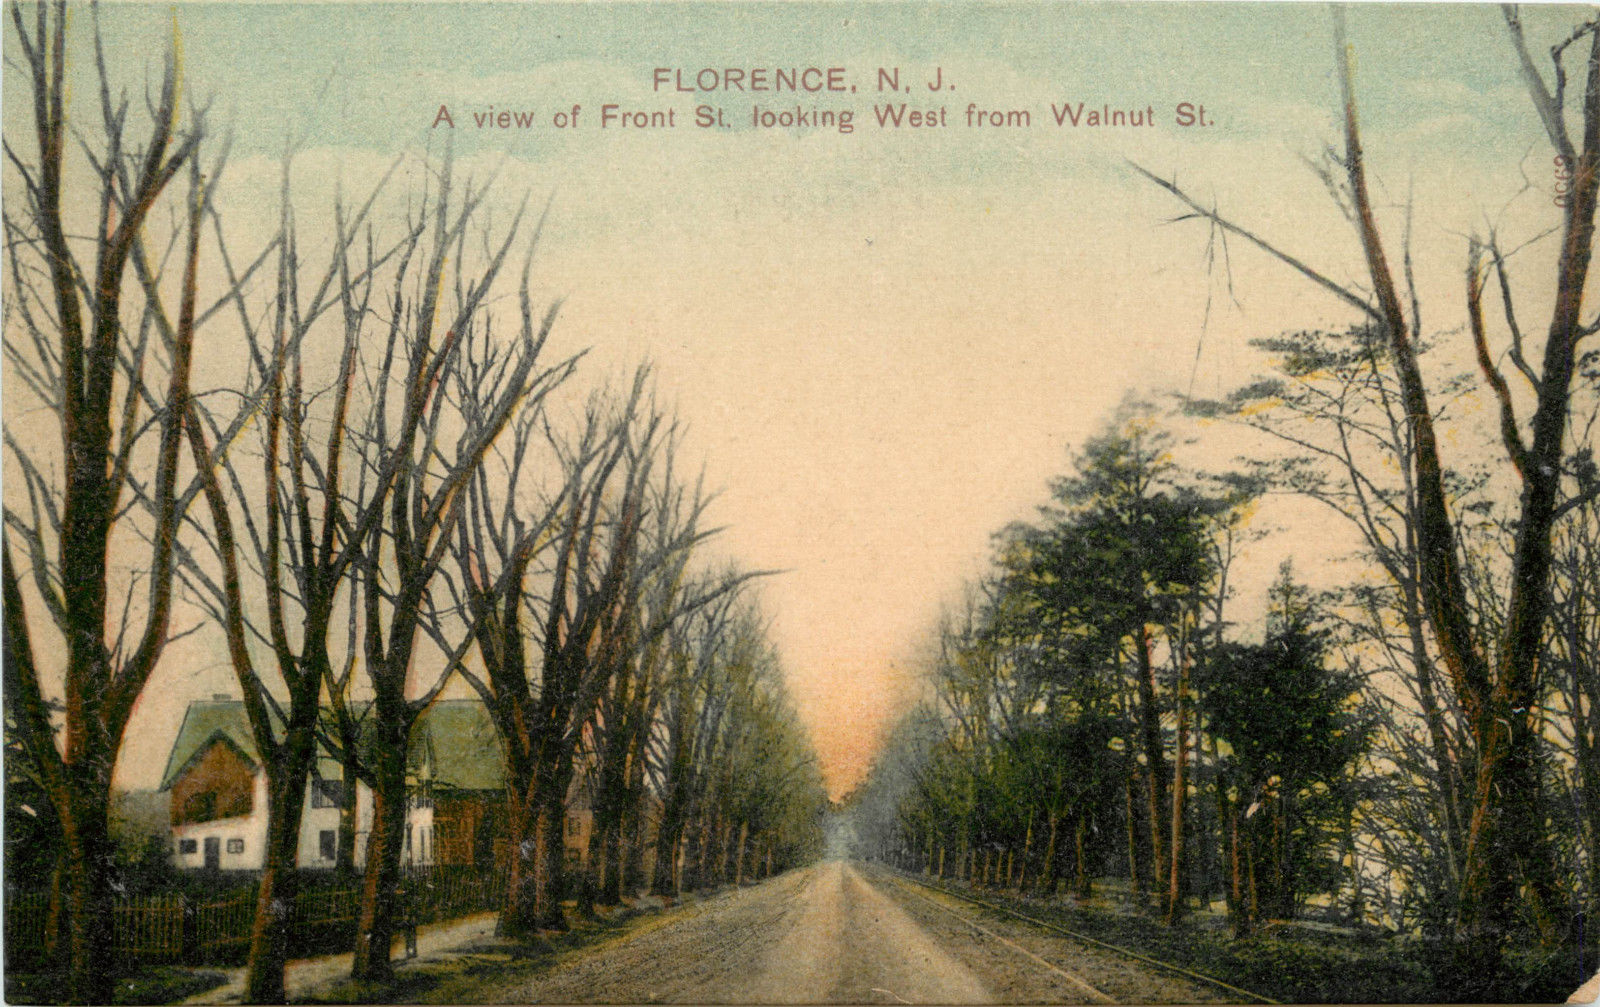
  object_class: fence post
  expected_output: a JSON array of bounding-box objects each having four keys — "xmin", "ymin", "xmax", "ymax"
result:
[{"xmin": 181, "ymin": 893, "xmax": 197, "ymax": 964}]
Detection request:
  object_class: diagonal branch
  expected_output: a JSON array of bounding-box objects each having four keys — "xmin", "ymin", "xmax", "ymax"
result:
[
  {"xmin": 1129, "ymin": 159, "xmax": 1380, "ymax": 321},
  {"xmin": 1504, "ymin": 4, "xmax": 1578, "ymax": 162},
  {"xmin": 1467, "ymin": 240, "xmax": 1531, "ymax": 479}
]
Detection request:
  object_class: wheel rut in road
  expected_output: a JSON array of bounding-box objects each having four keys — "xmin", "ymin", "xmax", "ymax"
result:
[
  {"xmin": 483, "ymin": 859, "xmax": 1204, "ymax": 1003},
  {"xmin": 757, "ymin": 859, "xmax": 994, "ymax": 1003},
  {"xmin": 490, "ymin": 861, "xmax": 992, "ymax": 1003}
]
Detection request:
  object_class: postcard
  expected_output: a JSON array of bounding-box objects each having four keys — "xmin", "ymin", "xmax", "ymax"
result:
[{"xmin": 3, "ymin": 2, "xmax": 1598, "ymax": 1003}]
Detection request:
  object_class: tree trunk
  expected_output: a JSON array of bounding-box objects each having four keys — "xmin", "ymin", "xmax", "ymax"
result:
[
  {"xmin": 1404, "ymin": 584, "xmax": 1468, "ymax": 887},
  {"xmin": 1137, "ymin": 627, "xmax": 1168, "ymax": 910},
  {"xmin": 1017, "ymin": 811, "xmax": 1035, "ymax": 894},
  {"xmin": 1040, "ymin": 813, "xmax": 1060, "ymax": 895},
  {"xmin": 683, "ymin": 810, "xmax": 708, "ymax": 892},
  {"xmin": 716, "ymin": 818, "xmax": 736, "ymax": 886},
  {"xmin": 537, "ymin": 780, "xmax": 571, "ymax": 929},
  {"xmin": 352, "ymin": 723, "xmax": 409, "ymax": 983},
  {"xmin": 577, "ymin": 823, "xmax": 600, "ymax": 918},
  {"xmin": 510, "ymin": 791, "xmax": 568, "ymax": 932},
  {"xmin": 1074, "ymin": 814, "xmax": 1093, "ymax": 901},
  {"xmin": 703, "ymin": 813, "xmax": 722, "ymax": 889},
  {"xmin": 501, "ymin": 784, "xmax": 539, "ymax": 934},
  {"xmin": 1460, "ymin": 715, "xmax": 1557, "ymax": 945},
  {"xmin": 337, "ymin": 745, "xmax": 360, "ymax": 881},
  {"xmin": 245, "ymin": 765, "xmax": 312, "ymax": 1002},
  {"xmin": 1202, "ymin": 730, "xmax": 1226, "ymax": 917},
  {"xmin": 601, "ymin": 816, "xmax": 625, "ymax": 905},
  {"xmin": 734, "ymin": 822, "xmax": 749, "ymax": 886},
  {"xmin": 1246, "ymin": 823, "xmax": 1259, "ymax": 929},
  {"xmin": 623, "ymin": 790, "xmax": 650, "ymax": 897},
  {"xmin": 651, "ymin": 809, "xmax": 686, "ymax": 897},
  {"xmin": 1574, "ymin": 647, "xmax": 1600, "ymax": 918},
  {"xmin": 1166, "ymin": 633, "xmax": 1191, "ymax": 925},
  {"xmin": 1276, "ymin": 799, "xmax": 1291, "ymax": 919},
  {"xmin": 1125, "ymin": 767, "xmax": 1144, "ymax": 900},
  {"xmin": 58, "ymin": 783, "xmax": 115, "ymax": 1005},
  {"xmin": 1228, "ymin": 798, "xmax": 1250, "ymax": 938},
  {"xmin": 1342, "ymin": 798, "xmax": 1365, "ymax": 925},
  {"xmin": 45, "ymin": 848, "xmax": 68, "ymax": 973}
]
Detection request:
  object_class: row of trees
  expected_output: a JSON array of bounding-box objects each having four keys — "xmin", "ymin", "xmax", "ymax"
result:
[
  {"xmin": 853, "ymin": 5, "xmax": 1600, "ymax": 990},
  {"xmin": 849, "ymin": 417, "xmax": 1368, "ymax": 940},
  {"xmin": 1, "ymin": 4, "xmax": 824, "ymax": 1003},
  {"xmin": 854, "ymin": 371, "xmax": 1595, "ymax": 955}
]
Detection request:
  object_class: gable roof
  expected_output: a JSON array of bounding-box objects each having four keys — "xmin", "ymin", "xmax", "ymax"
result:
[
  {"xmin": 159, "ymin": 702, "xmax": 264, "ymax": 790},
  {"xmin": 162, "ymin": 730, "xmax": 259, "ymax": 793},
  {"xmin": 159, "ymin": 699, "xmax": 506, "ymax": 792},
  {"xmin": 415, "ymin": 701, "xmax": 505, "ymax": 792}
]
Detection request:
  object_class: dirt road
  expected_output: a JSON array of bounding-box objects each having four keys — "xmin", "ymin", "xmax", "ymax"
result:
[{"xmin": 486, "ymin": 860, "xmax": 1226, "ymax": 1003}]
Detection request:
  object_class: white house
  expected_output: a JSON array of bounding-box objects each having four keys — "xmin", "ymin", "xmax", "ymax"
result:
[{"xmin": 159, "ymin": 699, "xmax": 502, "ymax": 871}]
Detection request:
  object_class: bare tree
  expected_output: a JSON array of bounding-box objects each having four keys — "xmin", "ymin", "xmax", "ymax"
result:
[
  {"xmin": 449, "ymin": 369, "xmax": 669, "ymax": 932},
  {"xmin": 1138, "ymin": 4, "xmax": 1600, "ymax": 958},
  {"xmin": 2, "ymin": 5, "xmax": 205, "ymax": 998},
  {"xmin": 179, "ymin": 153, "xmax": 417, "ymax": 1000},
  {"xmin": 579, "ymin": 453, "xmax": 759, "ymax": 910},
  {"xmin": 347, "ymin": 165, "xmax": 568, "ymax": 979},
  {"xmin": 646, "ymin": 588, "xmax": 743, "ymax": 897}
]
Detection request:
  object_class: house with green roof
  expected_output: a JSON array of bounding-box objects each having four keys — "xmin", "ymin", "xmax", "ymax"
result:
[{"xmin": 160, "ymin": 698, "xmax": 507, "ymax": 872}]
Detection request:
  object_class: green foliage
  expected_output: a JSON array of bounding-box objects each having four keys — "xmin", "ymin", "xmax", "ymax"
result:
[
  {"xmin": 1203, "ymin": 631, "xmax": 1363, "ymax": 797},
  {"xmin": 1200, "ymin": 566, "xmax": 1370, "ymax": 919}
]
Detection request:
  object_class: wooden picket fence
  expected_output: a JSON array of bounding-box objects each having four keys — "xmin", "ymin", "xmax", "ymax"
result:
[
  {"xmin": 4, "ymin": 892, "xmax": 51, "ymax": 964},
  {"xmin": 404, "ymin": 863, "xmax": 506, "ymax": 924},
  {"xmin": 4, "ymin": 866, "xmax": 504, "ymax": 971},
  {"xmin": 115, "ymin": 893, "xmax": 186, "ymax": 961},
  {"xmin": 191, "ymin": 890, "xmax": 255, "ymax": 960}
]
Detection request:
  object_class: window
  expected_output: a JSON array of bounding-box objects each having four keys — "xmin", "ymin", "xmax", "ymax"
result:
[
  {"xmin": 226, "ymin": 838, "xmax": 245, "ymax": 854},
  {"xmin": 320, "ymin": 830, "xmax": 337, "ymax": 862},
  {"xmin": 178, "ymin": 839, "xmax": 198, "ymax": 855},
  {"xmin": 311, "ymin": 779, "xmax": 343, "ymax": 809}
]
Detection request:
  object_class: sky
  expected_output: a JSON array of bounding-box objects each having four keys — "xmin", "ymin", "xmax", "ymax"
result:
[{"xmin": 4, "ymin": 1, "xmax": 1588, "ymax": 798}]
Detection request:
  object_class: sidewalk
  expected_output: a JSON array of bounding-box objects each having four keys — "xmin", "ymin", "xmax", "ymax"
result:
[{"xmin": 180, "ymin": 912, "xmax": 500, "ymax": 1004}]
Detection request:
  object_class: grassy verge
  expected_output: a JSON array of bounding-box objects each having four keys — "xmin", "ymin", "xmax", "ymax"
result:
[
  {"xmin": 296, "ymin": 896, "xmax": 695, "ymax": 1004},
  {"xmin": 4, "ymin": 966, "xmax": 230, "ymax": 1005},
  {"xmin": 905, "ymin": 872, "xmax": 1588, "ymax": 1003}
]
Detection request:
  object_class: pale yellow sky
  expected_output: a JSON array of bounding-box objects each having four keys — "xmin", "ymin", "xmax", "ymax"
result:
[{"xmin": 5, "ymin": 2, "xmax": 1588, "ymax": 798}]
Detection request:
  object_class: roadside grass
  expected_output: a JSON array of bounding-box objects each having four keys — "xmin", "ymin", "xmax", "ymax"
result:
[
  {"xmin": 907, "ymin": 872, "xmax": 1587, "ymax": 1003},
  {"xmin": 4, "ymin": 965, "xmax": 229, "ymax": 1005},
  {"xmin": 296, "ymin": 894, "xmax": 705, "ymax": 1004}
]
